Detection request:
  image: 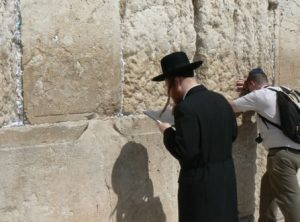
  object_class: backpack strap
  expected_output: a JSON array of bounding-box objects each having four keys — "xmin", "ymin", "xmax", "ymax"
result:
[
  {"xmin": 265, "ymin": 86, "xmax": 279, "ymax": 93},
  {"xmin": 279, "ymin": 86, "xmax": 292, "ymax": 94},
  {"xmin": 257, "ymin": 113, "xmax": 282, "ymax": 130},
  {"xmin": 258, "ymin": 86, "xmax": 282, "ymax": 130}
]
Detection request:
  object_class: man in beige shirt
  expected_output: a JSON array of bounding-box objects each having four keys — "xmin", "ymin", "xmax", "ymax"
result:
[{"xmin": 231, "ymin": 68, "xmax": 300, "ymax": 222}]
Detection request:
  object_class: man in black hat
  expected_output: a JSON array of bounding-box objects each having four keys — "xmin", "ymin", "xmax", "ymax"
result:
[{"xmin": 152, "ymin": 51, "xmax": 238, "ymax": 222}]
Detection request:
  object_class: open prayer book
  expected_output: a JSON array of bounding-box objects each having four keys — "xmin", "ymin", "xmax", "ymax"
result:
[{"xmin": 143, "ymin": 108, "xmax": 174, "ymax": 125}]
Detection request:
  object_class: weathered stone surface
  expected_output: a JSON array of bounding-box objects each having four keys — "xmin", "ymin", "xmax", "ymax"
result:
[
  {"xmin": 0, "ymin": 121, "xmax": 88, "ymax": 148},
  {"xmin": 21, "ymin": 0, "xmax": 121, "ymax": 124},
  {"xmin": 277, "ymin": 0, "xmax": 300, "ymax": 89},
  {"xmin": 113, "ymin": 116, "xmax": 179, "ymax": 221},
  {"xmin": 233, "ymin": 112, "xmax": 258, "ymax": 218},
  {"xmin": 193, "ymin": 0, "xmax": 275, "ymax": 99},
  {"xmin": 121, "ymin": 0, "xmax": 196, "ymax": 113},
  {"xmin": 0, "ymin": 1, "xmax": 22, "ymax": 126},
  {"xmin": 254, "ymin": 144, "xmax": 268, "ymax": 220},
  {"xmin": 0, "ymin": 118, "xmax": 179, "ymax": 222}
]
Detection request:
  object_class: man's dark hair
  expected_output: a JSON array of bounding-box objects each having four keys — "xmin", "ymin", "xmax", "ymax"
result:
[{"xmin": 247, "ymin": 67, "xmax": 268, "ymax": 85}]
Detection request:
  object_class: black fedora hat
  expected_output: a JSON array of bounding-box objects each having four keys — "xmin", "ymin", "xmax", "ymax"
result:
[{"xmin": 152, "ymin": 51, "xmax": 203, "ymax": 82}]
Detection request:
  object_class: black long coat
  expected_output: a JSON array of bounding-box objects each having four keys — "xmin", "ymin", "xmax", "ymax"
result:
[{"xmin": 164, "ymin": 85, "xmax": 238, "ymax": 222}]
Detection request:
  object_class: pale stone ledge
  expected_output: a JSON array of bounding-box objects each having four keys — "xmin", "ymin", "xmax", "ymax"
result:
[{"xmin": 0, "ymin": 121, "xmax": 88, "ymax": 148}]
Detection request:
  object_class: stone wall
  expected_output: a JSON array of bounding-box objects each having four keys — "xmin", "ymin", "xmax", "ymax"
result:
[
  {"xmin": 195, "ymin": 0, "xmax": 276, "ymax": 92},
  {"xmin": 22, "ymin": 0, "xmax": 122, "ymax": 124},
  {"xmin": 0, "ymin": 0, "xmax": 23, "ymax": 126},
  {"xmin": 277, "ymin": 0, "xmax": 300, "ymax": 88},
  {"xmin": 121, "ymin": 0, "xmax": 196, "ymax": 113},
  {"xmin": 0, "ymin": 118, "xmax": 178, "ymax": 222},
  {"xmin": 0, "ymin": 0, "xmax": 299, "ymax": 221}
]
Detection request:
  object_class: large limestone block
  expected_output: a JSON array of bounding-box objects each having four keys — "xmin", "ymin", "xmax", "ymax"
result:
[
  {"xmin": 0, "ymin": 117, "xmax": 179, "ymax": 222},
  {"xmin": 193, "ymin": 0, "xmax": 275, "ymax": 99},
  {"xmin": 0, "ymin": 1, "xmax": 22, "ymax": 126},
  {"xmin": 113, "ymin": 116, "xmax": 179, "ymax": 221},
  {"xmin": 121, "ymin": 0, "xmax": 196, "ymax": 113},
  {"xmin": 21, "ymin": 0, "xmax": 121, "ymax": 124},
  {"xmin": 277, "ymin": 0, "xmax": 300, "ymax": 89}
]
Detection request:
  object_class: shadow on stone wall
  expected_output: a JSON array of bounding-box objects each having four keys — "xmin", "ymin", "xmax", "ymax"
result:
[{"xmin": 111, "ymin": 141, "xmax": 166, "ymax": 222}]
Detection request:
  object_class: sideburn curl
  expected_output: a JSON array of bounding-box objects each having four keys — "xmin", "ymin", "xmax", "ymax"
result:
[{"xmin": 160, "ymin": 78, "xmax": 175, "ymax": 117}]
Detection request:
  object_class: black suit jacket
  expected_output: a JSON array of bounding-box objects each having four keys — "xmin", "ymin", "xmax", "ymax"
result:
[{"xmin": 163, "ymin": 85, "xmax": 238, "ymax": 222}]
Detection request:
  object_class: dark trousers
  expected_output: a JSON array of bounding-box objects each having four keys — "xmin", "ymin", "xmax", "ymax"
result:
[{"xmin": 258, "ymin": 148, "xmax": 300, "ymax": 222}]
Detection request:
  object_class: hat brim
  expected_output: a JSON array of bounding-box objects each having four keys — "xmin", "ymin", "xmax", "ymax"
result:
[{"xmin": 152, "ymin": 61, "xmax": 203, "ymax": 82}]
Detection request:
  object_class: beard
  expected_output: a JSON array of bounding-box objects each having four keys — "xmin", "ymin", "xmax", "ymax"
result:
[
  {"xmin": 172, "ymin": 96, "xmax": 182, "ymax": 105},
  {"xmin": 170, "ymin": 96, "xmax": 183, "ymax": 114}
]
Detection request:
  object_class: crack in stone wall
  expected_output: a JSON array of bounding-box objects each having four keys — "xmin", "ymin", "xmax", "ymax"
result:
[
  {"xmin": 12, "ymin": 0, "xmax": 24, "ymax": 127},
  {"xmin": 0, "ymin": 0, "xmax": 24, "ymax": 127},
  {"xmin": 118, "ymin": 0, "xmax": 126, "ymax": 117},
  {"xmin": 270, "ymin": 10, "xmax": 278, "ymax": 86}
]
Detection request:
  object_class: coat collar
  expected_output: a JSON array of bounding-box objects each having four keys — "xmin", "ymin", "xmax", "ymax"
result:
[{"xmin": 184, "ymin": 84, "xmax": 207, "ymax": 100}]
